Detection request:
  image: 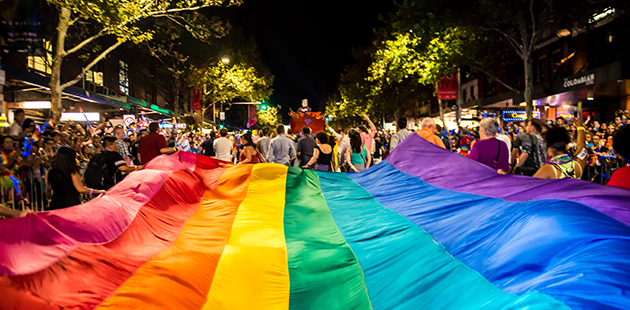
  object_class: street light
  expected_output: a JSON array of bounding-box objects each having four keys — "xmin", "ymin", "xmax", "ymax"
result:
[
  {"xmin": 221, "ymin": 58, "xmax": 230, "ymax": 64},
  {"xmin": 557, "ymin": 29, "xmax": 571, "ymax": 37}
]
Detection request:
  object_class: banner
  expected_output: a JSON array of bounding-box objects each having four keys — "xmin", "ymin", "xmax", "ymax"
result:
[
  {"xmin": 192, "ymin": 88, "xmax": 201, "ymax": 110},
  {"xmin": 248, "ymin": 104, "xmax": 257, "ymax": 128},
  {"xmin": 0, "ymin": 0, "xmax": 44, "ymax": 55},
  {"xmin": 437, "ymin": 74, "xmax": 458, "ymax": 100}
]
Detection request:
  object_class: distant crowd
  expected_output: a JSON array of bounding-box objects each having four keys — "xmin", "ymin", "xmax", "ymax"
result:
[{"xmin": 1, "ymin": 108, "xmax": 628, "ymax": 219}]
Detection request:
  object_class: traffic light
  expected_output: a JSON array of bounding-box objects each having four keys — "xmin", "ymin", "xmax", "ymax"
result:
[
  {"xmin": 261, "ymin": 103, "xmax": 268, "ymax": 111},
  {"xmin": 219, "ymin": 124, "xmax": 224, "ymax": 129},
  {"xmin": 325, "ymin": 116, "xmax": 329, "ymax": 122}
]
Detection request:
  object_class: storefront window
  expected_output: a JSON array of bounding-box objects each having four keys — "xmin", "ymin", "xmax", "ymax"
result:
[
  {"xmin": 119, "ymin": 60, "xmax": 129, "ymax": 95},
  {"xmin": 27, "ymin": 39, "xmax": 52, "ymax": 75}
]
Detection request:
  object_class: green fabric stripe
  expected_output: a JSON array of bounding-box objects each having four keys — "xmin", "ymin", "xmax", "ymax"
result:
[
  {"xmin": 317, "ymin": 171, "xmax": 570, "ymax": 310},
  {"xmin": 284, "ymin": 167, "xmax": 372, "ymax": 310}
]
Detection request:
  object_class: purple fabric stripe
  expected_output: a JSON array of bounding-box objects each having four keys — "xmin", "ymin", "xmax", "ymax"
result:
[
  {"xmin": 385, "ymin": 134, "xmax": 630, "ymax": 226},
  {"xmin": 0, "ymin": 152, "xmax": 197, "ymax": 276}
]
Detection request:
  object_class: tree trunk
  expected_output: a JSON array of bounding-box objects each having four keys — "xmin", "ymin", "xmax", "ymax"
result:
[
  {"xmin": 523, "ymin": 54, "xmax": 534, "ymax": 119},
  {"xmin": 50, "ymin": 7, "xmax": 71, "ymax": 123},
  {"xmin": 456, "ymin": 68, "xmax": 462, "ymax": 126},
  {"xmin": 201, "ymin": 105, "xmax": 205, "ymax": 128},
  {"xmin": 174, "ymin": 77, "xmax": 180, "ymax": 119}
]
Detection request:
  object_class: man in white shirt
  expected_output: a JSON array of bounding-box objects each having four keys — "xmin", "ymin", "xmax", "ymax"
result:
[
  {"xmin": 9, "ymin": 109, "xmax": 25, "ymax": 138},
  {"xmin": 213, "ymin": 128, "xmax": 233, "ymax": 162},
  {"xmin": 389, "ymin": 118, "xmax": 411, "ymax": 151}
]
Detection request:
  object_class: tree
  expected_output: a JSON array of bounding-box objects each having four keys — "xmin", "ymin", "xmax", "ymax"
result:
[
  {"xmin": 47, "ymin": 0, "xmax": 242, "ymax": 122},
  {"xmin": 325, "ymin": 31, "xmax": 437, "ymax": 127},
  {"xmin": 190, "ymin": 60, "xmax": 273, "ymax": 125},
  {"xmin": 256, "ymin": 106, "xmax": 282, "ymax": 128},
  {"xmin": 393, "ymin": 0, "xmax": 628, "ymax": 118}
]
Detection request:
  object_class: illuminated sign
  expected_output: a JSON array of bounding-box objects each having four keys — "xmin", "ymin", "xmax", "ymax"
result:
[
  {"xmin": 502, "ymin": 110, "xmax": 541, "ymax": 122},
  {"xmin": 8, "ymin": 101, "xmax": 52, "ymax": 109},
  {"xmin": 160, "ymin": 123, "xmax": 186, "ymax": 129},
  {"xmin": 60, "ymin": 112, "xmax": 100, "ymax": 121},
  {"xmin": 563, "ymin": 73, "xmax": 595, "ymax": 88}
]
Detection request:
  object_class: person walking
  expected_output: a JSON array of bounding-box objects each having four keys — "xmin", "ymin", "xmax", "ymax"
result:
[
  {"xmin": 267, "ymin": 125, "xmax": 296, "ymax": 166},
  {"xmin": 389, "ymin": 118, "xmax": 411, "ymax": 151},
  {"xmin": 345, "ymin": 131, "xmax": 371, "ymax": 172},
  {"xmin": 238, "ymin": 133, "xmax": 261, "ymax": 165},
  {"xmin": 303, "ymin": 131, "xmax": 334, "ymax": 172},
  {"xmin": 297, "ymin": 126, "xmax": 317, "ymax": 167},
  {"xmin": 138, "ymin": 122, "xmax": 174, "ymax": 165},
  {"xmin": 468, "ymin": 119, "xmax": 510, "ymax": 173},
  {"xmin": 46, "ymin": 147, "xmax": 105, "ymax": 210},
  {"xmin": 416, "ymin": 118, "xmax": 446, "ymax": 148},
  {"xmin": 511, "ymin": 119, "xmax": 547, "ymax": 176},
  {"xmin": 213, "ymin": 129, "xmax": 233, "ymax": 162}
]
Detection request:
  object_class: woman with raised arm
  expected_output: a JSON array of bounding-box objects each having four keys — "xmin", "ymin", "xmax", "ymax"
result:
[{"xmin": 533, "ymin": 118, "xmax": 587, "ymax": 179}]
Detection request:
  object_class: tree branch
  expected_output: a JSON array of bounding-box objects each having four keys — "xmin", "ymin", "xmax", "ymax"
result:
[
  {"xmin": 484, "ymin": 27, "xmax": 525, "ymax": 57},
  {"xmin": 63, "ymin": 30, "xmax": 107, "ymax": 57},
  {"xmin": 61, "ymin": 39, "xmax": 126, "ymax": 89},
  {"xmin": 472, "ymin": 63, "xmax": 522, "ymax": 95}
]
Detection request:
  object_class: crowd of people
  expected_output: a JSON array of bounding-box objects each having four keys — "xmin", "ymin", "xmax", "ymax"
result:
[{"xmin": 1, "ymin": 107, "xmax": 628, "ymax": 219}]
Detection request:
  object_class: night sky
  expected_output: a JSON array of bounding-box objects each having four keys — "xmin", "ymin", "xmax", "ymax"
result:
[{"xmin": 233, "ymin": 0, "xmax": 396, "ymax": 116}]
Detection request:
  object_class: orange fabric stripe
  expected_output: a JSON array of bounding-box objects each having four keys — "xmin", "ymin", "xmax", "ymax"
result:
[{"xmin": 97, "ymin": 165, "xmax": 253, "ymax": 310}]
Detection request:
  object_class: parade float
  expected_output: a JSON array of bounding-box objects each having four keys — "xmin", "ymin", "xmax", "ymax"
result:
[{"xmin": 289, "ymin": 99, "xmax": 325, "ymax": 133}]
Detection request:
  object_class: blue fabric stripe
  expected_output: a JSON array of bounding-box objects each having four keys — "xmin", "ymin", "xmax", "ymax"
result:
[
  {"xmin": 317, "ymin": 171, "xmax": 569, "ymax": 310},
  {"xmin": 349, "ymin": 162, "xmax": 630, "ymax": 310}
]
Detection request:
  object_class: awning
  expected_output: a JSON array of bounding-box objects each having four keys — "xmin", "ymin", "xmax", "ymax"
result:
[
  {"xmin": 3, "ymin": 66, "xmax": 130, "ymax": 109},
  {"xmin": 127, "ymin": 96, "xmax": 174, "ymax": 116}
]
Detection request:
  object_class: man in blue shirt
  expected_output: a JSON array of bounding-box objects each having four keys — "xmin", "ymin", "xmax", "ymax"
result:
[{"xmin": 267, "ymin": 125, "xmax": 296, "ymax": 166}]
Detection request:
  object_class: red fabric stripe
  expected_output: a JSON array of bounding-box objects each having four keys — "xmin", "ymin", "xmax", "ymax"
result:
[{"xmin": 0, "ymin": 158, "xmax": 225, "ymax": 309}]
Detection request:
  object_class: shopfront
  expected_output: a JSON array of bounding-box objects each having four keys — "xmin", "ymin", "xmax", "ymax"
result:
[{"xmin": 468, "ymin": 61, "xmax": 630, "ymax": 123}]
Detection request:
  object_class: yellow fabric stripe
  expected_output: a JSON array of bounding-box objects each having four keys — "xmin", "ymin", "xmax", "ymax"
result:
[{"xmin": 203, "ymin": 164, "xmax": 290, "ymax": 310}]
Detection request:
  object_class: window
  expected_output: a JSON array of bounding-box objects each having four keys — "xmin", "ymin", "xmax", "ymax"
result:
[
  {"xmin": 119, "ymin": 60, "xmax": 129, "ymax": 95},
  {"xmin": 85, "ymin": 69, "xmax": 104, "ymax": 87},
  {"xmin": 470, "ymin": 86, "xmax": 475, "ymax": 101},
  {"xmin": 28, "ymin": 39, "xmax": 52, "ymax": 74}
]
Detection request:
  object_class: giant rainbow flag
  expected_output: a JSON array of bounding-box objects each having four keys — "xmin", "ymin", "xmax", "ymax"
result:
[{"xmin": 1, "ymin": 134, "xmax": 630, "ymax": 310}]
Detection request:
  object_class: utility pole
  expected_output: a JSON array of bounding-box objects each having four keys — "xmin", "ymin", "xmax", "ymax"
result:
[{"xmin": 456, "ymin": 68, "xmax": 462, "ymax": 126}]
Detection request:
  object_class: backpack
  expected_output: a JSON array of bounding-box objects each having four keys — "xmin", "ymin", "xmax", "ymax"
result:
[{"xmin": 84, "ymin": 152, "xmax": 113, "ymax": 190}]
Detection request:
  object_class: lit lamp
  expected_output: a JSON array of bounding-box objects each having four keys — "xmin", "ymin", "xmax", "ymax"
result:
[
  {"xmin": 221, "ymin": 58, "xmax": 230, "ymax": 64},
  {"xmin": 557, "ymin": 29, "xmax": 571, "ymax": 37}
]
